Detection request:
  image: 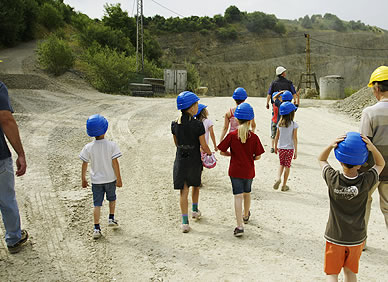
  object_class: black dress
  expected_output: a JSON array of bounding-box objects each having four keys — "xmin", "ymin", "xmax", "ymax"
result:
[{"xmin": 171, "ymin": 112, "xmax": 205, "ymax": 189}]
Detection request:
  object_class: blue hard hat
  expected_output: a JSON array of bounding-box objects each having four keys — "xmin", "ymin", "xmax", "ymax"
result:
[
  {"xmin": 195, "ymin": 103, "xmax": 207, "ymax": 117},
  {"xmin": 86, "ymin": 114, "xmax": 108, "ymax": 137},
  {"xmin": 177, "ymin": 91, "xmax": 200, "ymax": 110},
  {"xmin": 281, "ymin": 90, "xmax": 293, "ymax": 101},
  {"xmin": 234, "ymin": 103, "xmax": 254, "ymax": 120},
  {"xmin": 279, "ymin": 102, "xmax": 297, "ymax": 115},
  {"xmin": 334, "ymin": 132, "xmax": 368, "ymax": 165},
  {"xmin": 232, "ymin": 87, "xmax": 248, "ymax": 100}
]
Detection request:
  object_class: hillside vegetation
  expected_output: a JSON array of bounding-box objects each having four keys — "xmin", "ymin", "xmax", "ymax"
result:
[{"xmin": 1, "ymin": 1, "xmax": 386, "ymax": 95}]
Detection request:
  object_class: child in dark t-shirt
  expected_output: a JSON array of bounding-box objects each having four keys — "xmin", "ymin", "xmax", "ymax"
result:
[{"xmin": 318, "ymin": 132, "xmax": 385, "ymax": 282}]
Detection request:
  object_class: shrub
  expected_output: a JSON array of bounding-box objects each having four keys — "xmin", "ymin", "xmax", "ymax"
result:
[
  {"xmin": 185, "ymin": 62, "xmax": 201, "ymax": 92},
  {"xmin": 216, "ymin": 26, "xmax": 238, "ymax": 41},
  {"xmin": 224, "ymin": 5, "xmax": 242, "ymax": 23},
  {"xmin": 82, "ymin": 45, "xmax": 162, "ymax": 93},
  {"xmin": 37, "ymin": 35, "xmax": 75, "ymax": 75},
  {"xmin": 0, "ymin": 0, "xmax": 24, "ymax": 46},
  {"xmin": 78, "ymin": 23, "xmax": 135, "ymax": 55},
  {"xmin": 245, "ymin": 12, "xmax": 278, "ymax": 34},
  {"xmin": 38, "ymin": 3, "xmax": 64, "ymax": 31}
]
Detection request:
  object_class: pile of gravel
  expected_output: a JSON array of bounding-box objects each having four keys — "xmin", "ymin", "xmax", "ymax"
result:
[{"xmin": 336, "ymin": 86, "xmax": 377, "ymax": 120}]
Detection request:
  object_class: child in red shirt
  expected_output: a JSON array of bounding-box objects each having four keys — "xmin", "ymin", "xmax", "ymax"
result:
[{"xmin": 218, "ymin": 103, "xmax": 265, "ymax": 236}]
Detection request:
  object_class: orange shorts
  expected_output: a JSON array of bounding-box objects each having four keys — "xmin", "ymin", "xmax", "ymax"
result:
[{"xmin": 324, "ymin": 241, "xmax": 365, "ymax": 275}]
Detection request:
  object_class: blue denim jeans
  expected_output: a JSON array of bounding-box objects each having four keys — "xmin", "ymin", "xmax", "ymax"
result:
[{"xmin": 0, "ymin": 157, "xmax": 21, "ymax": 246}]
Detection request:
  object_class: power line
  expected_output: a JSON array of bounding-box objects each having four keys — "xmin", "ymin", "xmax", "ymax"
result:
[
  {"xmin": 149, "ymin": 0, "xmax": 185, "ymax": 18},
  {"xmin": 310, "ymin": 37, "xmax": 388, "ymax": 51},
  {"xmin": 131, "ymin": 0, "xmax": 136, "ymax": 16}
]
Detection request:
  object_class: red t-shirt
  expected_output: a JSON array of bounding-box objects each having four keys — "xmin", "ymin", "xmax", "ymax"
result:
[{"xmin": 217, "ymin": 131, "xmax": 265, "ymax": 179}]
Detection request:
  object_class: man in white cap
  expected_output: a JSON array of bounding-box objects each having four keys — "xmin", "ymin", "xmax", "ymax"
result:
[{"xmin": 266, "ymin": 66, "xmax": 297, "ymax": 153}]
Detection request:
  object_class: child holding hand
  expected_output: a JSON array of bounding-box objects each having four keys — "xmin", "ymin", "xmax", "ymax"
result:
[{"xmin": 172, "ymin": 92, "xmax": 212, "ymax": 233}]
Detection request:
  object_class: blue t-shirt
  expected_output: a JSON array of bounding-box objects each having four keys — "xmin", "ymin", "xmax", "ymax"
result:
[{"xmin": 0, "ymin": 82, "xmax": 14, "ymax": 160}]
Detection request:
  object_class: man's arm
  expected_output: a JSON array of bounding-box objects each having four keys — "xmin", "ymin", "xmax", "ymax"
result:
[
  {"xmin": 266, "ymin": 94, "xmax": 271, "ymax": 109},
  {"xmin": 0, "ymin": 110, "xmax": 26, "ymax": 176}
]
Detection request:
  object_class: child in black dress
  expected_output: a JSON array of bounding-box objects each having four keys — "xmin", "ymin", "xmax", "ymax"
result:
[{"xmin": 172, "ymin": 91, "xmax": 212, "ymax": 233}]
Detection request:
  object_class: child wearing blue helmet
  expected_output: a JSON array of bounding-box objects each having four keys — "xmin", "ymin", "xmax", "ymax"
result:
[
  {"xmin": 172, "ymin": 91, "xmax": 212, "ymax": 233},
  {"xmin": 195, "ymin": 104, "xmax": 218, "ymax": 152},
  {"xmin": 80, "ymin": 114, "xmax": 123, "ymax": 239},
  {"xmin": 219, "ymin": 87, "xmax": 256, "ymax": 142},
  {"xmin": 273, "ymin": 102, "xmax": 298, "ymax": 191},
  {"xmin": 270, "ymin": 90, "xmax": 299, "ymax": 153},
  {"xmin": 218, "ymin": 103, "xmax": 265, "ymax": 237},
  {"xmin": 318, "ymin": 132, "xmax": 384, "ymax": 282}
]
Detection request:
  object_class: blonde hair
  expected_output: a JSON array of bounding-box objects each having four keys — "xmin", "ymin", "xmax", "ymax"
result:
[
  {"xmin": 278, "ymin": 111, "xmax": 295, "ymax": 128},
  {"xmin": 196, "ymin": 108, "xmax": 208, "ymax": 122},
  {"xmin": 237, "ymin": 120, "xmax": 250, "ymax": 143}
]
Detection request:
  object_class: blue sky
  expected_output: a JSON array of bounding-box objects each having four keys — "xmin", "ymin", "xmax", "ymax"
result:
[{"xmin": 64, "ymin": 0, "xmax": 388, "ymax": 30}]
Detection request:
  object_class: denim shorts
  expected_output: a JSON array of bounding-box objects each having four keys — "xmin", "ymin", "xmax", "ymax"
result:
[
  {"xmin": 230, "ymin": 177, "xmax": 253, "ymax": 195},
  {"xmin": 92, "ymin": 181, "xmax": 116, "ymax": 206}
]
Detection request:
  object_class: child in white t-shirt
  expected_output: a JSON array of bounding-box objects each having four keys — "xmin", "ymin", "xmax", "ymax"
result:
[
  {"xmin": 274, "ymin": 102, "xmax": 298, "ymax": 191},
  {"xmin": 79, "ymin": 114, "xmax": 123, "ymax": 239},
  {"xmin": 195, "ymin": 104, "xmax": 218, "ymax": 152}
]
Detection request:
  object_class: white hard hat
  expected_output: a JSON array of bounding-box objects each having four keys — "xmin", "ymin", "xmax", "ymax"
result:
[{"xmin": 276, "ymin": 66, "xmax": 286, "ymax": 76}]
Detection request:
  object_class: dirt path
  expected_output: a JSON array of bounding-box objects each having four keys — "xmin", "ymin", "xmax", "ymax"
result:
[{"xmin": 0, "ymin": 43, "xmax": 387, "ymax": 281}]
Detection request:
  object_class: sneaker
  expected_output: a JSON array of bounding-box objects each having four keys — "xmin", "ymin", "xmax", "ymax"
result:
[
  {"xmin": 192, "ymin": 210, "xmax": 201, "ymax": 220},
  {"xmin": 108, "ymin": 219, "xmax": 119, "ymax": 228},
  {"xmin": 7, "ymin": 229, "xmax": 28, "ymax": 254},
  {"xmin": 243, "ymin": 211, "xmax": 251, "ymax": 224},
  {"xmin": 93, "ymin": 229, "xmax": 102, "ymax": 239},
  {"xmin": 234, "ymin": 227, "xmax": 244, "ymax": 237},
  {"xmin": 270, "ymin": 148, "xmax": 275, "ymax": 153},
  {"xmin": 273, "ymin": 179, "xmax": 281, "ymax": 190},
  {"xmin": 281, "ymin": 185, "xmax": 290, "ymax": 191},
  {"xmin": 181, "ymin": 224, "xmax": 190, "ymax": 233}
]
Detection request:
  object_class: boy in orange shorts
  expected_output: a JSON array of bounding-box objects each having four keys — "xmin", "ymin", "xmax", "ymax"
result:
[{"xmin": 318, "ymin": 132, "xmax": 385, "ymax": 281}]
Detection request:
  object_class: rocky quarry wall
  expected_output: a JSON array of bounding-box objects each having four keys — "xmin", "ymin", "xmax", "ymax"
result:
[{"xmin": 158, "ymin": 31, "xmax": 388, "ymax": 96}]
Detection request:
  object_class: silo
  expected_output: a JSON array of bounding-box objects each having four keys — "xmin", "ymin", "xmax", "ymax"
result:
[{"xmin": 319, "ymin": 75, "xmax": 345, "ymax": 99}]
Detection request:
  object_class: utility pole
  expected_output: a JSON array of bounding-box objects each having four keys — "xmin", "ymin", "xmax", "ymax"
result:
[
  {"xmin": 297, "ymin": 33, "xmax": 319, "ymax": 93},
  {"xmin": 136, "ymin": 0, "xmax": 144, "ymax": 72},
  {"xmin": 305, "ymin": 33, "xmax": 311, "ymax": 88}
]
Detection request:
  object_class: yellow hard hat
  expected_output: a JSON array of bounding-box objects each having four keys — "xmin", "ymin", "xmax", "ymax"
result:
[{"xmin": 368, "ymin": 66, "xmax": 388, "ymax": 87}]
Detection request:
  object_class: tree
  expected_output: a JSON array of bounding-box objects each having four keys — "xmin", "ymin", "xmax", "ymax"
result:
[
  {"xmin": 102, "ymin": 4, "xmax": 136, "ymax": 45},
  {"xmin": 0, "ymin": 0, "xmax": 25, "ymax": 46},
  {"xmin": 224, "ymin": 5, "xmax": 241, "ymax": 23},
  {"xmin": 301, "ymin": 15, "xmax": 312, "ymax": 29}
]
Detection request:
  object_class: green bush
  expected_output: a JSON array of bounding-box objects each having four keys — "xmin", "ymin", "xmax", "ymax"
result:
[
  {"xmin": 0, "ymin": 0, "xmax": 25, "ymax": 46},
  {"xmin": 224, "ymin": 5, "xmax": 242, "ymax": 23},
  {"xmin": 37, "ymin": 35, "xmax": 75, "ymax": 75},
  {"xmin": 82, "ymin": 45, "xmax": 162, "ymax": 93},
  {"xmin": 185, "ymin": 62, "xmax": 201, "ymax": 92},
  {"xmin": 38, "ymin": 3, "xmax": 64, "ymax": 31},
  {"xmin": 79, "ymin": 23, "xmax": 135, "ymax": 56},
  {"xmin": 216, "ymin": 26, "xmax": 238, "ymax": 41}
]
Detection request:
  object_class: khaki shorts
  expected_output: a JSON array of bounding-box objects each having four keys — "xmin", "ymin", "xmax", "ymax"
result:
[{"xmin": 324, "ymin": 241, "xmax": 364, "ymax": 275}]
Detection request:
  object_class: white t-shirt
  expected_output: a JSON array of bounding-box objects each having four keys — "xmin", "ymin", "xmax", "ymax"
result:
[
  {"xmin": 79, "ymin": 139, "xmax": 122, "ymax": 184},
  {"xmin": 202, "ymin": 118, "xmax": 214, "ymax": 145},
  {"xmin": 277, "ymin": 121, "xmax": 298, "ymax": 149}
]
